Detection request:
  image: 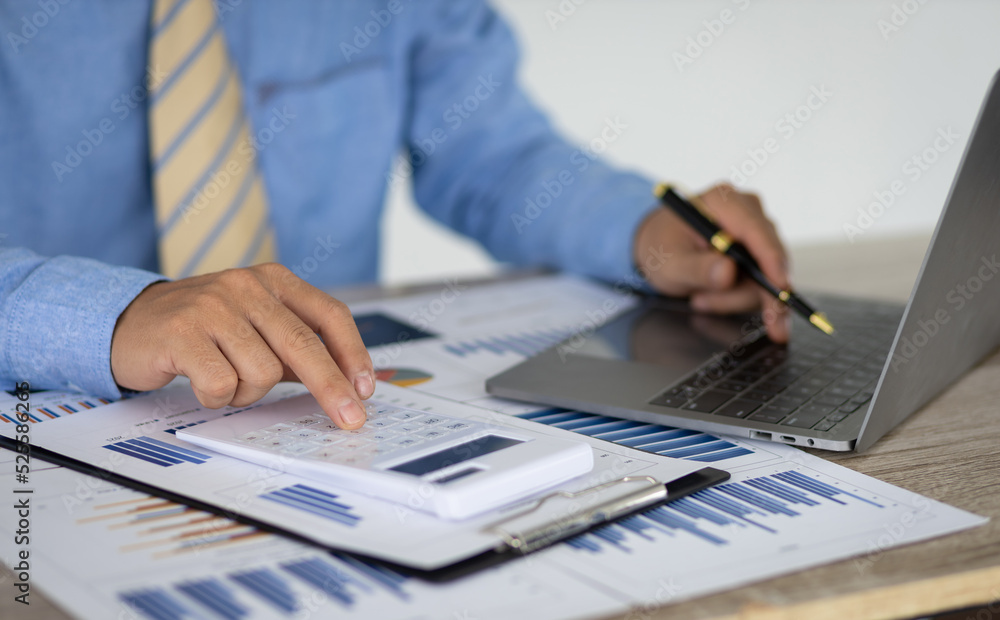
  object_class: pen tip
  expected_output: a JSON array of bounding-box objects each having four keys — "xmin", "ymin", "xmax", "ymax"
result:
[{"xmin": 809, "ymin": 313, "xmax": 835, "ymax": 336}]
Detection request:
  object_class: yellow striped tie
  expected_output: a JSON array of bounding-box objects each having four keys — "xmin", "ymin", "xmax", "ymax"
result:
[{"xmin": 148, "ymin": 0, "xmax": 276, "ymax": 278}]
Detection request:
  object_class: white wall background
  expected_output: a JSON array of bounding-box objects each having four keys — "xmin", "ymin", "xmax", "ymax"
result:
[{"xmin": 380, "ymin": 0, "xmax": 1000, "ymax": 285}]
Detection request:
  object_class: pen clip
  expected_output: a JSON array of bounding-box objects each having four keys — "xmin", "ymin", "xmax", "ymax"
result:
[{"xmin": 484, "ymin": 476, "xmax": 667, "ymax": 554}]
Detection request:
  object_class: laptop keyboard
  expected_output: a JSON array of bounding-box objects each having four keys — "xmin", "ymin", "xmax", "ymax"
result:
[{"xmin": 649, "ymin": 304, "xmax": 902, "ymax": 433}]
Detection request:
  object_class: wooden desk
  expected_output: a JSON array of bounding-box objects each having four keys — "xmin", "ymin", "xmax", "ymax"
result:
[{"xmin": 4, "ymin": 233, "xmax": 998, "ymax": 620}]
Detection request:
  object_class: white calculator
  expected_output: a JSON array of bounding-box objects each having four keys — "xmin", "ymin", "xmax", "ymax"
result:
[{"xmin": 176, "ymin": 392, "xmax": 593, "ymax": 520}]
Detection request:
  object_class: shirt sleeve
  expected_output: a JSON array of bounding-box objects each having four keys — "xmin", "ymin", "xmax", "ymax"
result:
[
  {"xmin": 404, "ymin": 0, "xmax": 658, "ymax": 285},
  {"xmin": 0, "ymin": 247, "xmax": 165, "ymax": 398}
]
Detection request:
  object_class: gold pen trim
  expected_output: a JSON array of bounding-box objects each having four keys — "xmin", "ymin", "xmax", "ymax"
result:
[
  {"xmin": 809, "ymin": 312, "xmax": 835, "ymax": 335},
  {"xmin": 778, "ymin": 290, "xmax": 791, "ymax": 302},
  {"xmin": 710, "ymin": 231, "xmax": 733, "ymax": 253}
]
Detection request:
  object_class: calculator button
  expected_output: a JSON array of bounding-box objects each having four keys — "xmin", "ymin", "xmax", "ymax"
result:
[
  {"xmin": 265, "ymin": 423, "xmax": 297, "ymax": 434},
  {"xmin": 313, "ymin": 434, "xmax": 345, "ymax": 446},
  {"xmin": 419, "ymin": 429, "xmax": 447, "ymax": 440},
  {"xmin": 341, "ymin": 438, "xmax": 374, "ymax": 451},
  {"xmin": 282, "ymin": 443, "xmax": 319, "ymax": 456},
  {"xmin": 369, "ymin": 430, "xmax": 397, "ymax": 442},
  {"xmin": 314, "ymin": 422, "xmax": 343, "ymax": 432},
  {"xmin": 290, "ymin": 429, "xmax": 322, "ymax": 440},
  {"xmin": 443, "ymin": 422, "xmax": 471, "ymax": 431},
  {"xmin": 311, "ymin": 448, "xmax": 341, "ymax": 461},
  {"xmin": 259, "ymin": 436, "xmax": 295, "ymax": 449},
  {"xmin": 370, "ymin": 418, "xmax": 398, "ymax": 429},
  {"xmin": 238, "ymin": 431, "xmax": 272, "ymax": 444},
  {"xmin": 389, "ymin": 411, "xmax": 424, "ymax": 422},
  {"xmin": 395, "ymin": 423, "xmax": 422, "ymax": 434},
  {"xmin": 419, "ymin": 417, "xmax": 444, "ymax": 426},
  {"xmin": 291, "ymin": 416, "xmax": 324, "ymax": 427},
  {"xmin": 390, "ymin": 437, "xmax": 422, "ymax": 450}
]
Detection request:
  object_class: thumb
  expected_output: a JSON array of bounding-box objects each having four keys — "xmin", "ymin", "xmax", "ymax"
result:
[{"xmin": 644, "ymin": 248, "xmax": 737, "ymax": 296}]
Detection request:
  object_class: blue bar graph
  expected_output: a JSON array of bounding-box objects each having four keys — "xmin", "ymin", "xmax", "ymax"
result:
[
  {"xmin": 443, "ymin": 327, "xmax": 574, "ymax": 358},
  {"xmin": 518, "ymin": 409, "xmax": 755, "ymax": 462},
  {"xmin": 564, "ymin": 470, "xmax": 886, "ymax": 554},
  {"xmin": 176, "ymin": 578, "xmax": 249, "ymax": 620},
  {"xmin": 335, "ymin": 553, "xmax": 411, "ymax": 600},
  {"xmin": 103, "ymin": 436, "xmax": 212, "ymax": 467},
  {"xmin": 281, "ymin": 557, "xmax": 366, "ymax": 606},
  {"xmin": 119, "ymin": 587, "xmax": 196, "ymax": 620},
  {"xmin": 230, "ymin": 568, "xmax": 299, "ymax": 614},
  {"xmin": 260, "ymin": 484, "xmax": 362, "ymax": 527}
]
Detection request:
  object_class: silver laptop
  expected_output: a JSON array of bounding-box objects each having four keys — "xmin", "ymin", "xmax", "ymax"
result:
[{"xmin": 487, "ymin": 70, "xmax": 1000, "ymax": 452}]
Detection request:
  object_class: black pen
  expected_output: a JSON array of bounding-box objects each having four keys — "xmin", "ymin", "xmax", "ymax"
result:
[{"xmin": 654, "ymin": 183, "xmax": 835, "ymax": 336}]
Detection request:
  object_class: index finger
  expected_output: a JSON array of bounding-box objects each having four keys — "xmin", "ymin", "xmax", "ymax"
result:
[
  {"xmin": 697, "ymin": 185, "xmax": 790, "ymax": 291},
  {"xmin": 247, "ymin": 268, "xmax": 370, "ymax": 429}
]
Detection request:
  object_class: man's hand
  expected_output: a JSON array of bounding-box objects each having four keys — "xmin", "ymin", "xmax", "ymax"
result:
[
  {"xmin": 111, "ymin": 264, "xmax": 374, "ymax": 429},
  {"xmin": 633, "ymin": 184, "xmax": 791, "ymax": 343}
]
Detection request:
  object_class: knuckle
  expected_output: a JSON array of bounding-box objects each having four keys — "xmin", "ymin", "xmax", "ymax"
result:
[
  {"xmin": 199, "ymin": 367, "xmax": 238, "ymax": 403},
  {"xmin": 218, "ymin": 268, "xmax": 263, "ymax": 291},
  {"xmin": 256, "ymin": 262, "xmax": 292, "ymax": 282},
  {"xmin": 282, "ymin": 320, "xmax": 322, "ymax": 355},
  {"xmin": 321, "ymin": 295, "xmax": 351, "ymax": 320},
  {"xmin": 249, "ymin": 356, "xmax": 284, "ymax": 390}
]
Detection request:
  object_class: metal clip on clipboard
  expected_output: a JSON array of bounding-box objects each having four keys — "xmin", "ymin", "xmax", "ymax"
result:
[{"xmin": 485, "ymin": 476, "xmax": 668, "ymax": 554}]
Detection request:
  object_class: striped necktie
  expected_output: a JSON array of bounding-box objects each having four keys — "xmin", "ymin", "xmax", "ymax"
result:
[{"xmin": 148, "ymin": 0, "xmax": 276, "ymax": 278}]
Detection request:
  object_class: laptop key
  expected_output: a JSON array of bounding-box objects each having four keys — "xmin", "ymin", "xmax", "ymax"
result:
[
  {"xmin": 649, "ymin": 393, "xmax": 688, "ymax": 408},
  {"xmin": 716, "ymin": 380, "xmax": 749, "ymax": 392},
  {"xmin": 813, "ymin": 419, "xmax": 838, "ymax": 432},
  {"xmin": 781, "ymin": 405, "xmax": 833, "ymax": 429},
  {"xmin": 747, "ymin": 407, "xmax": 790, "ymax": 424},
  {"xmin": 683, "ymin": 390, "xmax": 736, "ymax": 413},
  {"xmin": 768, "ymin": 395, "xmax": 805, "ymax": 410},
  {"xmin": 714, "ymin": 399, "xmax": 761, "ymax": 419},
  {"xmin": 742, "ymin": 390, "xmax": 775, "ymax": 403},
  {"xmin": 810, "ymin": 393, "xmax": 847, "ymax": 407}
]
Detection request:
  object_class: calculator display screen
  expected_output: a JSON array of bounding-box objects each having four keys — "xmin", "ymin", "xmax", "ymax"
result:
[{"xmin": 388, "ymin": 435, "xmax": 522, "ymax": 476}]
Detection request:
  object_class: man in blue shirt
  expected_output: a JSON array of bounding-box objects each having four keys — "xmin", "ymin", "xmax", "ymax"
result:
[{"xmin": 0, "ymin": 0, "xmax": 790, "ymax": 429}]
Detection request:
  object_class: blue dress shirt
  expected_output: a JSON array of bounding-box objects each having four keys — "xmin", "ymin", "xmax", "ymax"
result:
[{"xmin": 0, "ymin": 0, "xmax": 656, "ymax": 399}]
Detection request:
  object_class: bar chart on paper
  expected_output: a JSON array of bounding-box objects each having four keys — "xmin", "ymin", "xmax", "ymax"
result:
[
  {"xmin": 519, "ymin": 409, "xmax": 757, "ymax": 463},
  {"xmin": 259, "ymin": 484, "xmax": 362, "ymax": 527},
  {"xmin": 0, "ymin": 390, "xmax": 111, "ymax": 423},
  {"xmin": 102, "ymin": 435, "xmax": 213, "ymax": 467},
  {"xmin": 77, "ymin": 494, "xmax": 266, "ymax": 559},
  {"xmin": 118, "ymin": 553, "xmax": 413, "ymax": 619},
  {"xmin": 442, "ymin": 326, "xmax": 576, "ymax": 358},
  {"xmin": 565, "ymin": 470, "xmax": 886, "ymax": 553}
]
